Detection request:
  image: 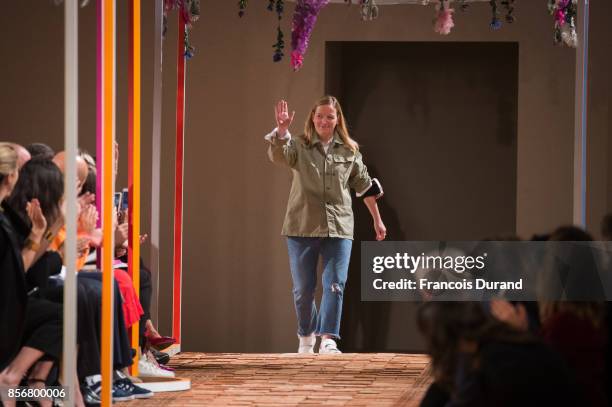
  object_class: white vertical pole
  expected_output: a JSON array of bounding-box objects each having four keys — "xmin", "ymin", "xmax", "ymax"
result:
[
  {"xmin": 573, "ymin": 0, "xmax": 589, "ymax": 226},
  {"xmin": 62, "ymin": 0, "xmax": 78, "ymax": 405}
]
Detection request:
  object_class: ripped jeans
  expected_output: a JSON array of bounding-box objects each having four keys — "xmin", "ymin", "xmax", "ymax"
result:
[{"xmin": 286, "ymin": 237, "xmax": 352, "ymax": 339}]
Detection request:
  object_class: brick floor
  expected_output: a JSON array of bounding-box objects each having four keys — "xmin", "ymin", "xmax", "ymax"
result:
[{"xmin": 132, "ymin": 352, "xmax": 432, "ymax": 406}]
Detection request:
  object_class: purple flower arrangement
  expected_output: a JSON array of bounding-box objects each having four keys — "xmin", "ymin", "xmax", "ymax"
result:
[{"xmin": 290, "ymin": 0, "xmax": 329, "ymax": 71}]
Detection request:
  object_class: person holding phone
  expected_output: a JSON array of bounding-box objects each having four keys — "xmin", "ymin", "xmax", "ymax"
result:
[{"xmin": 265, "ymin": 96, "xmax": 386, "ymax": 354}]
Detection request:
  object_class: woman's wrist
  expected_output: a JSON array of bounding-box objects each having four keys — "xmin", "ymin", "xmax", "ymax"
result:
[
  {"xmin": 29, "ymin": 230, "xmax": 44, "ymax": 244},
  {"xmin": 24, "ymin": 232, "xmax": 44, "ymax": 252},
  {"xmin": 276, "ymin": 128, "xmax": 288, "ymax": 138}
]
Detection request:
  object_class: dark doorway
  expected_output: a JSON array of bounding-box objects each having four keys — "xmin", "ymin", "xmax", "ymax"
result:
[{"xmin": 326, "ymin": 41, "xmax": 519, "ymax": 352}]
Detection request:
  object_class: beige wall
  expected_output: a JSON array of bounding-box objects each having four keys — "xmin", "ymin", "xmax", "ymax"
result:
[
  {"xmin": 586, "ymin": 0, "xmax": 612, "ymax": 238},
  {"xmin": 1, "ymin": 1, "xmax": 610, "ymax": 352}
]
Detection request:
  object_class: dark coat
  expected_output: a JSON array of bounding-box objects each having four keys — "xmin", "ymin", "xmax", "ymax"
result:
[{"xmin": 0, "ymin": 203, "xmax": 28, "ymax": 370}]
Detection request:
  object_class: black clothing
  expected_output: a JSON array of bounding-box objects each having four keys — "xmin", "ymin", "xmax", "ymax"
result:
[
  {"xmin": 23, "ymin": 296, "xmax": 63, "ymax": 360},
  {"xmin": 138, "ymin": 262, "xmax": 153, "ymax": 348},
  {"xmin": 25, "ymin": 251, "xmax": 62, "ymax": 291},
  {"xmin": 78, "ymin": 272, "xmax": 133, "ymax": 371},
  {"xmin": 0, "ymin": 202, "xmax": 63, "ymax": 369},
  {"xmin": 0, "ymin": 205, "xmax": 28, "ymax": 370},
  {"xmin": 421, "ymin": 341, "xmax": 580, "ymax": 407}
]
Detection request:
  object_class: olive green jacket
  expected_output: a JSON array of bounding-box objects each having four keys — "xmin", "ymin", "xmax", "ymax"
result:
[{"xmin": 266, "ymin": 129, "xmax": 373, "ymax": 239}]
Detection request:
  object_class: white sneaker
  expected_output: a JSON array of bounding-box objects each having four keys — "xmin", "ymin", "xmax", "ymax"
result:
[
  {"xmin": 319, "ymin": 338, "xmax": 341, "ymax": 354},
  {"xmin": 138, "ymin": 357, "xmax": 175, "ymax": 378},
  {"xmin": 297, "ymin": 334, "xmax": 316, "ymax": 354}
]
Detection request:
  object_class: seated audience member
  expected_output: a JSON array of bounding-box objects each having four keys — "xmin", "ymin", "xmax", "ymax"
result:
[
  {"xmin": 541, "ymin": 226, "xmax": 608, "ymax": 407},
  {"xmin": 51, "ymin": 151, "xmax": 153, "ymax": 398},
  {"xmin": 491, "ymin": 225, "xmax": 608, "ymax": 407},
  {"xmin": 26, "ymin": 143, "xmax": 55, "ymax": 160},
  {"xmin": 0, "ymin": 147, "xmax": 73, "ymax": 407},
  {"xmin": 418, "ymin": 301, "xmax": 579, "ymax": 407},
  {"xmin": 86, "ymin": 145, "xmax": 175, "ymax": 372},
  {"xmin": 7, "ymin": 153, "xmax": 150, "ymax": 403},
  {"xmin": 7, "ymin": 143, "xmax": 31, "ymax": 169},
  {"xmin": 0, "ymin": 143, "xmax": 28, "ymax": 373}
]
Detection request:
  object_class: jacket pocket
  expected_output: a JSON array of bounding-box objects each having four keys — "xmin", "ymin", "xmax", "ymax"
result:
[
  {"xmin": 332, "ymin": 155, "xmax": 354, "ymax": 163},
  {"xmin": 331, "ymin": 154, "xmax": 354, "ymax": 180}
]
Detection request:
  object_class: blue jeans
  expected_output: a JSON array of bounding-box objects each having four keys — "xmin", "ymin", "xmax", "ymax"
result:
[{"xmin": 286, "ymin": 237, "xmax": 352, "ymax": 339}]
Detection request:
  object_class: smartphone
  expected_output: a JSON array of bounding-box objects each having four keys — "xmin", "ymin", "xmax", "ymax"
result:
[
  {"xmin": 121, "ymin": 188, "xmax": 129, "ymax": 212},
  {"xmin": 114, "ymin": 192, "xmax": 121, "ymax": 210}
]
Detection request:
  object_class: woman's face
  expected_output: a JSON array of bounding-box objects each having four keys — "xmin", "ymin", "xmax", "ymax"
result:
[{"xmin": 312, "ymin": 104, "xmax": 338, "ymax": 139}]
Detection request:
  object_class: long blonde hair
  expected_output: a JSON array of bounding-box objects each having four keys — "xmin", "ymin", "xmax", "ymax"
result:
[
  {"xmin": 0, "ymin": 143, "xmax": 18, "ymax": 183},
  {"xmin": 304, "ymin": 96, "xmax": 359, "ymax": 153}
]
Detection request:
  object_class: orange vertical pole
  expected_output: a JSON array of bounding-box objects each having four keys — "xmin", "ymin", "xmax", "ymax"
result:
[
  {"xmin": 128, "ymin": 0, "xmax": 141, "ymax": 375},
  {"xmin": 101, "ymin": 0, "xmax": 116, "ymax": 405}
]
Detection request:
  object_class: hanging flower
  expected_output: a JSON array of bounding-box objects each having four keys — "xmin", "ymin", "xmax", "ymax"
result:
[
  {"xmin": 554, "ymin": 8, "xmax": 566, "ymax": 25},
  {"xmin": 433, "ymin": 0, "xmax": 454, "ymax": 35},
  {"xmin": 291, "ymin": 0, "xmax": 330, "ymax": 71},
  {"xmin": 238, "ymin": 0, "xmax": 248, "ymax": 17},
  {"xmin": 489, "ymin": 0, "xmax": 502, "ymax": 30},
  {"xmin": 164, "ymin": 0, "xmax": 200, "ymax": 58},
  {"xmin": 549, "ymin": 0, "xmax": 577, "ymax": 48},
  {"xmin": 270, "ymin": 0, "xmax": 286, "ymax": 62},
  {"xmin": 290, "ymin": 51, "xmax": 304, "ymax": 69},
  {"xmin": 501, "ymin": 0, "xmax": 515, "ymax": 23},
  {"xmin": 360, "ymin": 0, "xmax": 379, "ymax": 21},
  {"xmin": 561, "ymin": 25, "xmax": 578, "ymax": 47},
  {"xmin": 273, "ymin": 26, "xmax": 285, "ymax": 62}
]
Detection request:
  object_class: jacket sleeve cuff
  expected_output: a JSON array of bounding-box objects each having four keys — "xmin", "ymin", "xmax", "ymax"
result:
[
  {"xmin": 357, "ymin": 178, "xmax": 383, "ymax": 199},
  {"xmin": 264, "ymin": 127, "xmax": 292, "ymax": 143}
]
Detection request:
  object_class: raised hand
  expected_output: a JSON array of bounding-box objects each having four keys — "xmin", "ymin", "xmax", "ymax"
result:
[
  {"xmin": 490, "ymin": 299, "xmax": 528, "ymax": 331},
  {"xmin": 115, "ymin": 222, "xmax": 129, "ymax": 248},
  {"xmin": 275, "ymin": 99, "xmax": 295, "ymax": 137},
  {"xmin": 78, "ymin": 204, "xmax": 98, "ymax": 235},
  {"xmin": 26, "ymin": 199, "xmax": 47, "ymax": 240},
  {"xmin": 78, "ymin": 192, "xmax": 95, "ymax": 212}
]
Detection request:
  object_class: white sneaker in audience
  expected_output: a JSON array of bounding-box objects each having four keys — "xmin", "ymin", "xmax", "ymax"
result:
[
  {"xmin": 297, "ymin": 334, "xmax": 316, "ymax": 354},
  {"xmin": 319, "ymin": 338, "xmax": 341, "ymax": 354},
  {"xmin": 138, "ymin": 357, "xmax": 175, "ymax": 378}
]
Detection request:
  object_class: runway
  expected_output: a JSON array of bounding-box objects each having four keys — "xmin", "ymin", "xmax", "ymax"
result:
[{"xmin": 133, "ymin": 352, "xmax": 431, "ymax": 406}]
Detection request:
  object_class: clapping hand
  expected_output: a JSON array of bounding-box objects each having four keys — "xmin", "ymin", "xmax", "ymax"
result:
[
  {"xmin": 78, "ymin": 192, "xmax": 95, "ymax": 212},
  {"xmin": 78, "ymin": 204, "xmax": 98, "ymax": 235},
  {"xmin": 115, "ymin": 222, "xmax": 129, "ymax": 248},
  {"xmin": 26, "ymin": 199, "xmax": 47, "ymax": 240},
  {"xmin": 275, "ymin": 100, "xmax": 295, "ymax": 138},
  {"xmin": 490, "ymin": 299, "xmax": 528, "ymax": 331}
]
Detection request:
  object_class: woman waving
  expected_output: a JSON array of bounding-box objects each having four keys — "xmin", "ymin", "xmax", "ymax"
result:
[{"xmin": 265, "ymin": 96, "xmax": 386, "ymax": 354}]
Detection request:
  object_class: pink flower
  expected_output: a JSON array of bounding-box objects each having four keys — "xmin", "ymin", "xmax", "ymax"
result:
[
  {"xmin": 434, "ymin": 3, "xmax": 455, "ymax": 35},
  {"xmin": 554, "ymin": 9, "xmax": 566, "ymax": 25},
  {"xmin": 291, "ymin": 51, "xmax": 305, "ymax": 71}
]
